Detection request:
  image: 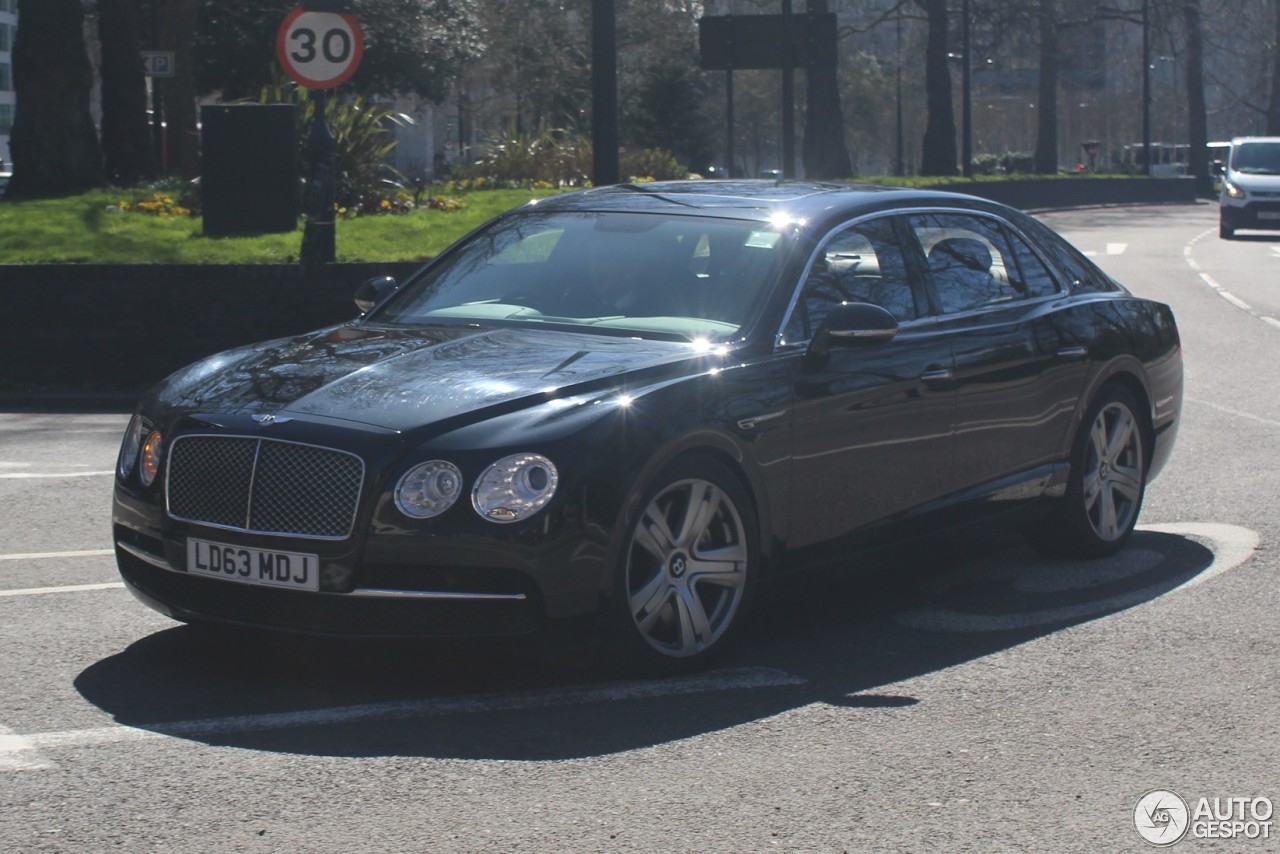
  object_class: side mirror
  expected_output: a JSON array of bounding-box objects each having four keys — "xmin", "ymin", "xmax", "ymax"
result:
[
  {"xmin": 1211, "ymin": 160, "xmax": 1225, "ymax": 176},
  {"xmin": 354, "ymin": 275, "xmax": 397, "ymax": 315},
  {"xmin": 806, "ymin": 302, "xmax": 899, "ymax": 363}
]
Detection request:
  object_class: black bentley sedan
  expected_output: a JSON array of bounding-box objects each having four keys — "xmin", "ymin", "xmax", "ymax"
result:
[{"xmin": 113, "ymin": 181, "xmax": 1182, "ymax": 670}]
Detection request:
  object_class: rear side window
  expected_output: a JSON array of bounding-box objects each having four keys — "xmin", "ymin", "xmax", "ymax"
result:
[
  {"xmin": 1002, "ymin": 227, "xmax": 1060, "ymax": 299},
  {"xmin": 1021, "ymin": 217, "xmax": 1121, "ymax": 294},
  {"xmin": 906, "ymin": 213, "xmax": 1024, "ymax": 314}
]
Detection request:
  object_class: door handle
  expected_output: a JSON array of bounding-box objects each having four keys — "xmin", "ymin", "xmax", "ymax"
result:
[
  {"xmin": 920, "ymin": 368, "xmax": 954, "ymax": 384},
  {"xmin": 1057, "ymin": 345, "xmax": 1088, "ymax": 359}
]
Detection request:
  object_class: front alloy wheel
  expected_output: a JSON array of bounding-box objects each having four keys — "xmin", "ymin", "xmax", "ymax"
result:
[{"xmin": 623, "ymin": 462, "xmax": 753, "ymax": 663}]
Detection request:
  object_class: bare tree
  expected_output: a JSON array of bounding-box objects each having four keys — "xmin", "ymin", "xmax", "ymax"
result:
[
  {"xmin": 1268, "ymin": 0, "xmax": 1280, "ymax": 133},
  {"xmin": 917, "ymin": 0, "xmax": 957, "ymax": 175},
  {"xmin": 4, "ymin": 0, "xmax": 103, "ymax": 198},
  {"xmin": 99, "ymin": 0, "xmax": 153, "ymax": 186},
  {"xmin": 1182, "ymin": 0, "xmax": 1211, "ymax": 192},
  {"xmin": 1033, "ymin": 0, "xmax": 1062, "ymax": 173}
]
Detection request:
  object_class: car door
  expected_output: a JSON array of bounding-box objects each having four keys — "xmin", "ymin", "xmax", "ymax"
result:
[
  {"xmin": 779, "ymin": 215, "xmax": 956, "ymax": 558},
  {"xmin": 903, "ymin": 210, "xmax": 1093, "ymax": 499}
]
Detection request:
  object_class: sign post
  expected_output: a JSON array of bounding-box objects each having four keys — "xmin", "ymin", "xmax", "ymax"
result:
[{"xmin": 277, "ymin": 2, "xmax": 363, "ymax": 267}]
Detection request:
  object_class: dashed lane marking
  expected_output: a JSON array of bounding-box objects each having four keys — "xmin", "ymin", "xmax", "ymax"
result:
[
  {"xmin": 0, "ymin": 549, "xmax": 114, "ymax": 562},
  {"xmin": 0, "ymin": 667, "xmax": 807, "ymax": 771},
  {"xmin": 0, "ymin": 582, "xmax": 124, "ymax": 598},
  {"xmin": 0, "ymin": 471, "xmax": 114, "ymax": 479},
  {"xmin": 0, "ymin": 724, "xmax": 56, "ymax": 771},
  {"xmin": 1185, "ymin": 230, "xmax": 1280, "ymax": 328}
]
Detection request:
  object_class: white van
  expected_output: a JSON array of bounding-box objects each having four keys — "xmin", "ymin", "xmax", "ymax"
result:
[{"xmin": 1218, "ymin": 136, "xmax": 1280, "ymax": 239}]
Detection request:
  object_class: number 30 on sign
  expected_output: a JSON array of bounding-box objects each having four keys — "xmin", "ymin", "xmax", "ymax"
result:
[{"xmin": 276, "ymin": 6, "xmax": 364, "ymax": 90}]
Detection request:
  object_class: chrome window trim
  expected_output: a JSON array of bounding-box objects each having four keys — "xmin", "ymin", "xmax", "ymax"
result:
[
  {"xmin": 164, "ymin": 433, "xmax": 366, "ymax": 541},
  {"xmin": 774, "ymin": 209, "xmax": 934, "ymax": 350}
]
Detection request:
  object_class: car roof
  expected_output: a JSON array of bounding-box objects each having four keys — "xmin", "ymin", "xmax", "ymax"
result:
[{"xmin": 521, "ymin": 179, "xmax": 996, "ymax": 224}]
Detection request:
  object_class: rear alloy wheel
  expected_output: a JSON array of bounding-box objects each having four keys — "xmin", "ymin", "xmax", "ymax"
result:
[
  {"xmin": 617, "ymin": 458, "xmax": 755, "ymax": 669},
  {"xmin": 1037, "ymin": 385, "xmax": 1148, "ymax": 558}
]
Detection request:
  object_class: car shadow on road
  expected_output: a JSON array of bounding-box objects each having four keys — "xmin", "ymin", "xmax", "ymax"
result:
[{"xmin": 73, "ymin": 529, "xmax": 1217, "ymax": 761}]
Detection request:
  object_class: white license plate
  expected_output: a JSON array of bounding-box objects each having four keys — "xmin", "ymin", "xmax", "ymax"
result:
[
  {"xmin": 187, "ymin": 538, "xmax": 320, "ymax": 592},
  {"xmin": 1258, "ymin": 211, "xmax": 1280, "ymax": 220}
]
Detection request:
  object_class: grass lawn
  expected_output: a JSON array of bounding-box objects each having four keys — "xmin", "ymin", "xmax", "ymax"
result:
[{"xmin": 0, "ymin": 187, "xmax": 562, "ymax": 264}]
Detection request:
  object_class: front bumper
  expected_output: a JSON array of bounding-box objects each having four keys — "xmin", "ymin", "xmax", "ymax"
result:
[
  {"xmin": 113, "ymin": 483, "xmax": 610, "ymax": 638},
  {"xmin": 1220, "ymin": 200, "xmax": 1280, "ymax": 230},
  {"xmin": 115, "ymin": 532, "xmax": 544, "ymax": 638}
]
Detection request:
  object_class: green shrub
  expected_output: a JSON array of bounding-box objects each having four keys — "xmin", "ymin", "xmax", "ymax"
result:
[
  {"xmin": 971, "ymin": 152, "xmax": 1037, "ymax": 175},
  {"xmin": 451, "ymin": 129, "xmax": 591, "ymax": 188},
  {"xmin": 451, "ymin": 128, "xmax": 685, "ymax": 187},
  {"xmin": 621, "ymin": 148, "xmax": 684, "ymax": 182}
]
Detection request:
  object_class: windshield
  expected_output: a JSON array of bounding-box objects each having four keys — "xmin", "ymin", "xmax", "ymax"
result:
[
  {"xmin": 370, "ymin": 210, "xmax": 789, "ymax": 341},
  {"xmin": 1230, "ymin": 141, "xmax": 1280, "ymax": 175}
]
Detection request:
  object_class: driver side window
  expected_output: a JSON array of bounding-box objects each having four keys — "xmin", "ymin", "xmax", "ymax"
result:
[{"xmin": 784, "ymin": 217, "xmax": 917, "ymax": 342}]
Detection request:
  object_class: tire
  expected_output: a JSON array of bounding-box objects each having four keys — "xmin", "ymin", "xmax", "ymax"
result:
[
  {"xmin": 1033, "ymin": 384, "xmax": 1148, "ymax": 559},
  {"xmin": 1220, "ymin": 213, "xmax": 1235, "ymax": 240},
  {"xmin": 606, "ymin": 456, "xmax": 757, "ymax": 673}
]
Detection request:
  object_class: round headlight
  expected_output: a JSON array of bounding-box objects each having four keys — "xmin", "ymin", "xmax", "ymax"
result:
[
  {"xmin": 472, "ymin": 453, "xmax": 559, "ymax": 524},
  {"xmin": 395, "ymin": 460, "xmax": 464, "ymax": 519},
  {"xmin": 117, "ymin": 415, "xmax": 145, "ymax": 479},
  {"xmin": 139, "ymin": 431, "xmax": 164, "ymax": 487}
]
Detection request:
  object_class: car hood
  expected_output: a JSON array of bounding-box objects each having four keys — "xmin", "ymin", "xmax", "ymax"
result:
[
  {"xmin": 1229, "ymin": 170, "xmax": 1280, "ymax": 190},
  {"xmin": 153, "ymin": 323, "xmax": 717, "ymax": 433}
]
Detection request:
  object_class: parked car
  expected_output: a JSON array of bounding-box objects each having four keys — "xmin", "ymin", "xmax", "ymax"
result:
[
  {"xmin": 113, "ymin": 180, "xmax": 1183, "ymax": 671},
  {"xmin": 1217, "ymin": 136, "xmax": 1280, "ymax": 238}
]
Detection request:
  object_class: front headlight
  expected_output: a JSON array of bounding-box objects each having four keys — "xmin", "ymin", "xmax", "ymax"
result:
[
  {"xmin": 395, "ymin": 460, "xmax": 464, "ymax": 519},
  {"xmin": 117, "ymin": 414, "xmax": 144, "ymax": 479},
  {"xmin": 472, "ymin": 453, "xmax": 559, "ymax": 523},
  {"xmin": 139, "ymin": 431, "xmax": 163, "ymax": 487},
  {"xmin": 1224, "ymin": 179, "xmax": 1245, "ymax": 199}
]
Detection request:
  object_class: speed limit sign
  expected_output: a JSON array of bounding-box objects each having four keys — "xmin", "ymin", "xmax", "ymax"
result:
[{"xmin": 276, "ymin": 6, "xmax": 364, "ymax": 90}]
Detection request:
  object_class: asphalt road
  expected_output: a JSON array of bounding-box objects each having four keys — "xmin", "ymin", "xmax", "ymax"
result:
[{"xmin": 1, "ymin": 201, "xmax": 1276, "ymax": 852}]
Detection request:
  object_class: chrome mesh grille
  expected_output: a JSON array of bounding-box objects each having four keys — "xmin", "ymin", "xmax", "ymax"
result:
[{"xmin": 167, "ymin": 436, "xmax": 364, "ymax": 539}]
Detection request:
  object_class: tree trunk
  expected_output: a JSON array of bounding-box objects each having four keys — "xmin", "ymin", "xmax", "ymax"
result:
[
  {"xmin": 4, "ymin": 0, "xmax": 103, "ymax": 199},
  {"xmin": 1183, "ymin": 0, "xmax": 1212, "ymax": 195},
  {"xmin": 98, "ymin": 0, "xmax": 153, "ymax": 186},
  {"xmin": 919, "ymin": 0, "xmax": 957, "ymax": 176},
  {"xmin": 1267, "ymin": 0, "xmax": 1280, "ymax": 134},
  {"xmin": 159, "ymin": 0, "xmax": 199, "ymax": 179},
  {"xmin": 1033, "ymin": 1, "xmax": 1060, "ymax": 174},
  {"xmin": 802, "ymin": 0, "xmax": 852, "ymax": 179}
]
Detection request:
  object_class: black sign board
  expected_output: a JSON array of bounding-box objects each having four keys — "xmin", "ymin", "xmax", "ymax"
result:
[{"xmin": 698, "ymin": 13, "xmax": 837, "ymax": 71}]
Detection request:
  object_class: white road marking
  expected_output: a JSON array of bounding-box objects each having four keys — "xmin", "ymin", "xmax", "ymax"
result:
[
  {"xmin": 0, "ymin": 549, "xmax": 114, "ymax": 562},
  {"xmin": 1106, "ymin": 242, "xmax": 1128, "ymax": 255},
  {"xmin": 0, "ymin": 667, "xmax": 807, "ymax": 770},
  {"xmin": 0, "ymin": 582, "xmax": 124, "ymax": 598},
  {"xmin": 1187, "ymin": 397, "xmax": 1280, "ymax": 430},
  {"xmin": 0, "ymin": 724, "xmax": 56, "ymax": 771},
  {"xmin": 0, "ymin": 471, "xmax": 114, "ymax": 479},
  {"xmin": 1184, "ymin": 230, "xmax": 1278, "ymax": 327},
  {"xmin": 894, "ymin": 522, "xmax": 1259, "ymax": 633}
]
